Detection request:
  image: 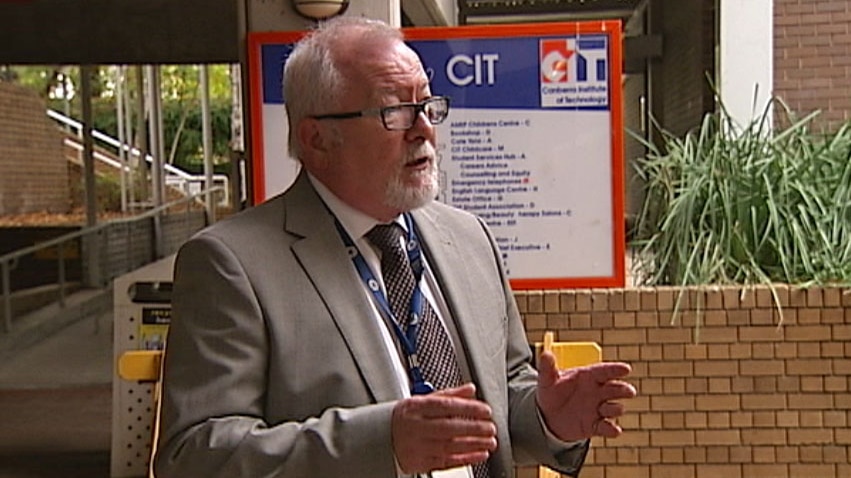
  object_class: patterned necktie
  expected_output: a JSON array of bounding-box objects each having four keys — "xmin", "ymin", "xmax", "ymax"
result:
[
  {"xmin": 366, "ymin": 223, "xmax": 491, "ymax": 478},
  {"xmin": 366, "ymin": 223, "xmax": 463, "ymax": 390}
]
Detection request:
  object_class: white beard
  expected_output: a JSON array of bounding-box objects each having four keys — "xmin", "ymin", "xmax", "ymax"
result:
[{"xmin": 384, "ymin": 142, "xmax": 439, "ymax": 212}]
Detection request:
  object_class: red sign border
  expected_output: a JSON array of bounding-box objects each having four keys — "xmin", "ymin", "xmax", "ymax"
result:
[{"xmin": 247, "ymin": 21, "xmax": 626, "ymax": 289}]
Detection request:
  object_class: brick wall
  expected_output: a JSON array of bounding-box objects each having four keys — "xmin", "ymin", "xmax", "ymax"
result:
[
  {"xmin": 774, "ymin": 0, "xmax": 851, "ymax": 132},
  {"xmin": 0, "ymin": 82, "xmax": 68, "ymax": 215},
  {"xmin": 515, "ymin": 285, "xmax": 851, "ymax": 478}
]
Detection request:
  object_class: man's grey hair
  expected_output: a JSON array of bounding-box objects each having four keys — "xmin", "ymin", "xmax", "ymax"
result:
[{"xmin": 283, "ymin": 17, "xmax": 403, "ymax": 159}]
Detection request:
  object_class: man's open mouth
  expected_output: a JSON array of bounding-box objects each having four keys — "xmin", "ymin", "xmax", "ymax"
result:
[{"xmin": 407, "ymin": 156, "xmax": 431, "ymax": 167}]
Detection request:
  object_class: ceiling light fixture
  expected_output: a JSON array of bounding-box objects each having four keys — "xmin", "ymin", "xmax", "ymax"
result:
[{"xmin": 292, "ymin": 0, "xmax": 350, "ymax": 20}]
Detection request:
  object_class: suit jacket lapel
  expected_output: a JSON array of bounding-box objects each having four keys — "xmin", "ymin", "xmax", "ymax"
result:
[{"xmin": 284, "ymin": 173, "xmax": 402, "ymax": 403}]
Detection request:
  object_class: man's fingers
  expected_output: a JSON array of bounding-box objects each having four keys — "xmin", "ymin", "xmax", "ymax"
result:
[
  {"xmin": 414, "ymin": 415, "xmax": 497, "ymax": 440},
  {"xmin": 393, "ymin": 394, "xmax": 497, "ymax": 438},
  {"xmin": 545, "ymin": 364, "xmax": 636, "ymax": 402},
  {"xmin": 598, "ymin": 400, "xmax": 626, "ymax": 418},
  {"xmin": 425, "ymin": 436, "xmax": 495, "ymax": 471},
  {"xmin": 443, "ymin": 435, "xmax": 498, "ymax": 455},
  {"xmin": 415, "ymin": 395, "xmax": 493, "ymax": 421},
  {"xmin": 536, "ymin": 351, "xmax": 560, "ymax": 388},
  {"xmin": 536, "ymin": 358, "xmax": 637, "ymax": 443},
  {"xmin": 433, "ymin": 382, "xmax": 477, "ymax": 399},
  {"xmin": 588, "ymin": 362, "xmax": 632, "ymax": 383},
  {"xmin": 594, "ymin": 418, "xmax": 624, "ymax": 438},
  {"xmin": 601, "ymin": 380, "xmax": 638, "ymax": 401},
  {"xmin": 392, "ymin": 394, "xmax": 498, "ymax": 475}
]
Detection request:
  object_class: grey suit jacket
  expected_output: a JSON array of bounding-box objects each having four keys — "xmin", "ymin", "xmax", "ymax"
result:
[{"xmin": 154, "ymin": 172, "xmax": 588, "ymax": 478}]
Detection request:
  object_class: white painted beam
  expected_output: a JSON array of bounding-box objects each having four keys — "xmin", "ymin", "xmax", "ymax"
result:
[{"xmin": 719, "ymin": 0, "xmax": 773, "ymax": 130}]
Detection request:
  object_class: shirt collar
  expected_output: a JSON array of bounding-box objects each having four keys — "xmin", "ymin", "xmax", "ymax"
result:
[{"xmin": 308, "ymin": 173, "xmax": 406, "ymax": 240}]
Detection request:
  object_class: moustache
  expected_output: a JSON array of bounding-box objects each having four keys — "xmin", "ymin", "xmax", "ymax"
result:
[{"xmin": 405, "ymin": 142, "xmax": 438, "ymax": 164}]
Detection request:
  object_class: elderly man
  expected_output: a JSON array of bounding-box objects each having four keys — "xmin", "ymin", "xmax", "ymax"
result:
[{"xmin": 154, "ymin": 16, "xmax": 635, "ymax": 478}]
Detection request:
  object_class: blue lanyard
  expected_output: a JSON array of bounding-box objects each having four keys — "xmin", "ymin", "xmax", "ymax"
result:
[{"xmin": 334, "ymin": 213, "xmax": 435, "ymax": 395}]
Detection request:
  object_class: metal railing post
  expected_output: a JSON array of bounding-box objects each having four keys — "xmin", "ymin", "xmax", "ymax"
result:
[
  {"xmin": 58, "ymin": 241, "xmax": 66, "ymax": 307},
  {"xmin": 2, "ymin": 261, "xmax": 11, "ymax": 333}
]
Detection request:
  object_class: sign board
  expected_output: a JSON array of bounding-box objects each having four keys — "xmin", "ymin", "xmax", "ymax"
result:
[{"xmin": 247, "ymin": 22, "xmax": 625, "ymax": 289}]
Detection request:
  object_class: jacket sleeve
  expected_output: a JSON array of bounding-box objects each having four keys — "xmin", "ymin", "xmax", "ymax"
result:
[{"xmin": 475, "ymin": 217, "xmax": 590, "ymax": 476}]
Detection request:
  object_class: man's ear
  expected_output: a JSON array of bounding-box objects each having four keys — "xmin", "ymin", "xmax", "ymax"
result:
[{"xmin": 296, "ymin": 118, "xmax": 332, "ymax": 169}]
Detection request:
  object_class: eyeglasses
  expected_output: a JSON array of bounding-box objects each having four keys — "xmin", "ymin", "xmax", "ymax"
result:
[{"xmin": 311, "ymin": 96, "xmax": 450, "ymax": 131}]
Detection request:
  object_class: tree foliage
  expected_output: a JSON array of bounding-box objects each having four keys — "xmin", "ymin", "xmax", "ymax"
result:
[{"xmin": 3, "ymin": 64, "xmax": 237, "ymax": 170}]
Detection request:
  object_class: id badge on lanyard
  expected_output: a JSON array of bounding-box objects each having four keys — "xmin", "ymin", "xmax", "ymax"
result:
[{"xmin": 429, "ymin": 466, "xmax": 474, "ymax": 478}]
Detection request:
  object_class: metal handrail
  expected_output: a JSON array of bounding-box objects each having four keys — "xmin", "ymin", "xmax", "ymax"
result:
[
  {"xmin": 48, "ymin": 109, "xmax": 231, "ymax": 206},
  {"xmin": 1, "ymin": 187, "xmax": 222, "ymax": 333}
]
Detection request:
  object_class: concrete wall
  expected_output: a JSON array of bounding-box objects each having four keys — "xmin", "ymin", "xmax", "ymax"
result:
[
  {"xmin": 0, "ymin": 82, "xmax": 68, "ymax": 215},
  {"xmin": 774, "ymin": 0, "xmax": 851, "ymax": 132},
  {"xmin": 91, "ymin": 209, "xmax": 207, "ymax": 287},
  {"xmin": 514, "ymin": 285, "xmax": 851, "ymax": 478}
]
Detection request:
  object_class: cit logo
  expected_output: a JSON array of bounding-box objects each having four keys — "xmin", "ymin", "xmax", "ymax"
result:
[{"xmin": 540, "ymin": 37, "xmax": 608, "ymax": 84}]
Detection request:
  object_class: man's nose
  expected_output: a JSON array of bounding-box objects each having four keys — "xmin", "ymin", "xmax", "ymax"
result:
[{"xmin": 405, "ymin": 110, "xmax": 436, "ymax": 141}]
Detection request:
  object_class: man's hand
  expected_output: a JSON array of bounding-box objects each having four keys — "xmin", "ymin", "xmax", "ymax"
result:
[
  {"xmin": 391, "ymin": 383, "xmax": 497, "ymax": 474},
  {"xmin": 536, "ymin": 352, "xmax": 637, "ymax": 442}
]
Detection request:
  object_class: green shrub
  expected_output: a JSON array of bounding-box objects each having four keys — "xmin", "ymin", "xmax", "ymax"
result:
[{"xmin": 631, "ymin": 100, "xmax": 851, "ymax": 291}]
